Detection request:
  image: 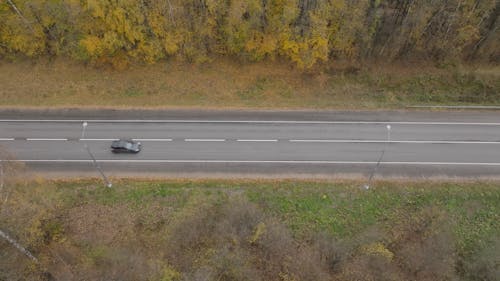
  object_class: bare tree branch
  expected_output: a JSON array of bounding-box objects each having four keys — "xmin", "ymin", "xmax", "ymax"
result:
[
  {"xmin": 0, "ymin": 229, "xmax": 39, "ymax": 263},
  {"xmin": 167, "ymin": 0, "xmax": 175, "ymax": 25},
  {"xmin": 6, "ymin": 0, "xmax": 35, "ymax": 32}
]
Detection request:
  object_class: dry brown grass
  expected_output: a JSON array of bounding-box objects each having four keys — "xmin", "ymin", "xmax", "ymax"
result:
[
  {"xmin": 1, "ymin": 59, "xmax": 310, "ymax": 108},
  {"xmin": 164, "ymin": 194, "xmax": 336, "ymax": 281},
  {"xmin": 333, "ymin": 207, "xmax": 458, "ymax": 281},
  {"xmin": 1, "ymin": 59, "xmax": 498, "ymax": 109}
]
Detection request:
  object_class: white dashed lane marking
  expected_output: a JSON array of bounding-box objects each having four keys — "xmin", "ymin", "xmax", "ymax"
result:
[
  {"xmin": 26, "ymin": 138, "xmax": 68, "ymax": 141},
  {"xmin": 185, "ymin": 139, "xmax": 226, "ymax": 142},
  {"xmin": 132, "ymin": 139, "xmax": 172, "ymax": 142},
  {"xmin": 80, "ymin": 138, "xmax": 119, "ymax": 141},
  {"xmin": 237, "ymin": 139, "xmax": 278, "ymax": 142}
]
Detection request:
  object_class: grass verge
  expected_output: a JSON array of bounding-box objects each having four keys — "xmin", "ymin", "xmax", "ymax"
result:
[
  {"xmin": 1, "ymin": 60, "xmax": 499, "ymax": 109},
  {"xmin": 1, "ymin": 179, "xmax": 498, "ymax": 280}
]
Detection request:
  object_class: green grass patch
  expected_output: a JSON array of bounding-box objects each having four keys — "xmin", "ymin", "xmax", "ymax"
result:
[{"xmin": 247, "ymin": 181, "xmax": 499, "ymax": 256}]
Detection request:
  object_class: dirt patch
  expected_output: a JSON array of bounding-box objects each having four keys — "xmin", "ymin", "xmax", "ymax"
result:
[{"xmin": 64, "ymin": 203, "xmax": 135, "ymax": 245}]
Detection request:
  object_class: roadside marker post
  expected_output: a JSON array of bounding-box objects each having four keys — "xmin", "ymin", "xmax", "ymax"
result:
[
  {"xmin": 0, "ymin": 161, "xmax": 3, "ymax": 191},
  {"xmin": 364, "ymin": 124, "xmax": 392, "ymax": 190},
  {"xmin": 81, "ymin": 122, "xmax": 112, "ymax": 188},
  {"xmin": 81, "ymin": 121, "xmax": 88, "ymax": 139}
]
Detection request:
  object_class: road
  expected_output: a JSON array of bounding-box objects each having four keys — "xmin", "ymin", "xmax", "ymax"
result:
[{"xmin": 1, "ymin": 109, "xmax": 500, "ymax": 178}]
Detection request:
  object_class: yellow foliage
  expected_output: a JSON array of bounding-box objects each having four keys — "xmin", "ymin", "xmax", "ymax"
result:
[
  {"xmin": 456, "ymin": 25, "xmax": 480, "ymax": 46},
  {"xmin": 0, "ymin": 0, "xmax": 496, "ymax": 67},
  {"xmin": 78, "ymin": 0, "xmax": 149, "ymax": 66},
  {"xmin": 133, "ymin": 41, "xmax": 164, "ymax": 64},
  {"xmin": 80, "ymin": 35, "xmax": 103, "ymax": 57},
  {"xmin": 245, "ymin": 32, "xmax": 278, "ymax": 60},
  {"xmin": 163, "ymin": 33, "xmax": 182, "ymax": 56},
  {"xmin": 280, "ymin": 36, "xmax": 328, "ymax": 69},
  {"xmin": 158, "ymin": 265, "xmax": 181, "ymax": 281},
  {"xmin": 361, "ymin": 242, "xmax": 395, "ymax": 260},
  {"xmin": 86, "ymin": 0, "xmax": 105, "ymax": 18},
  {"xmin": 248, "ymin": 222, "xmax": 266, "ymax": 244},
  {"xmin": 281, "ymin": 38, "xmax": 299, "ymax": 57},
  {"xmin": 279, "ymin": 272, "xmax": 298, "ymax": 281}
]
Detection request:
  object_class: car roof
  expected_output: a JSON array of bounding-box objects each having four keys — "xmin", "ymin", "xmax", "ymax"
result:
[{"xmin": 111, "ymin": 139, "xmax": 136, "ymax": 148}]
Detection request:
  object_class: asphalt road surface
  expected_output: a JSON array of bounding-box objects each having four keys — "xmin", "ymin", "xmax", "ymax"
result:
[{"xmin": 1, "ymin": 109, "xmax": 500, "ymax": 178}]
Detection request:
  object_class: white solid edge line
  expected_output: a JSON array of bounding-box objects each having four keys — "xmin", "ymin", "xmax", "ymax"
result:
[
  {"xmin": 289, "ymin": 140, "xmax": 500, "ymax": 144},
  {"xmin": 26, "ymin": 138, "xmax": 68, "ymax": 141},
  {"xmin": 237, "ymin": 139, "xmax": 278, "ymax": 142},
  {"xmin": 1, "ymin": 119, "xmax": 500, "ymax": 125},
  {"xmin": 0, "ymin": 138, "xmax": 15, "ymax": 141},
  {"xmin": 3, "ymin": 159, "xmax": 500, "ymax": 166},
  {"xmin": 408, "ymin": 105, "xmax": 500, "ymax": 109},
  {"xmin": 185, "ymin": 139, "xmax": 226, "ymax": 142}
]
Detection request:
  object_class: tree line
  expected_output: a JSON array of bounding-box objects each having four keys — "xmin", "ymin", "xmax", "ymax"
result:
[{"xmin": 1, "ymin": 0, "xmax": 498, "ymax": 68}]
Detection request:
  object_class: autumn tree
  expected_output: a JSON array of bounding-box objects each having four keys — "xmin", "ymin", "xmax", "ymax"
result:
[{"xmin": 1, "ymin": 0, "xmax": 498, "ymax": 67}]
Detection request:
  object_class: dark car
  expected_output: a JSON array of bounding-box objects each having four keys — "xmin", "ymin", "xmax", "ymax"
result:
[{"xmin": 111, "ymin": 139, "xmax": 141, "ymax": 153}]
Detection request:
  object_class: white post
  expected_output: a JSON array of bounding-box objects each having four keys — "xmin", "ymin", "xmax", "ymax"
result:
[
  {"xmin": 81, "ymin": 122, "xmax": 112, "ymax": 188},
  {"xmin": 81, "ymin": 121, "xmax": 88, "ymax": 140},
  {"xmin": 364, "ymin": 125, "xmax": 392, "ymax": 190},
  {"xmin": 0, "ymin": 161, "xmax": 3, "ymax": 191}
]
